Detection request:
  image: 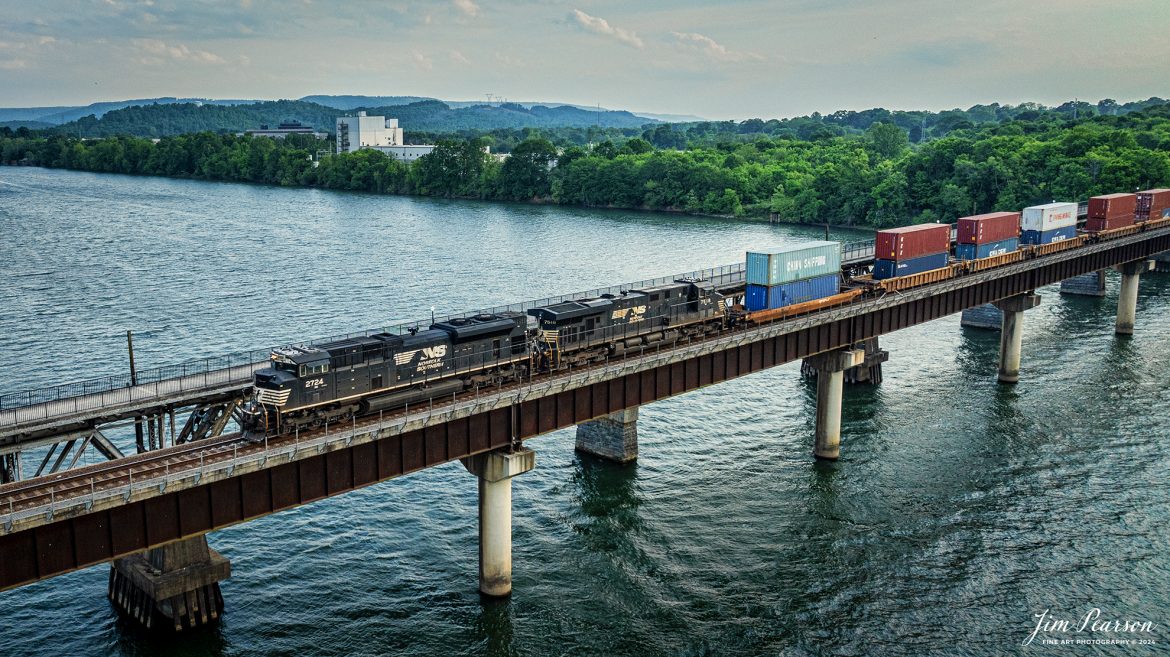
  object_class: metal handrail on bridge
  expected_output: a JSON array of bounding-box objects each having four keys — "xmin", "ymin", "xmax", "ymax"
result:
[
  {"xmin": 0, "ymin": 234, "xmax": 876, "ymax": 418},
  {"xmin": 4, "ymin": 218, "xmax": 1163, "ymax": 526},
  {"xmin": 0, "ymin": 260, "xmax": 746, "ymax": 416},
  {"xmin": 1, "ymin": 287, "xmax": 879, "ymax": 529}
]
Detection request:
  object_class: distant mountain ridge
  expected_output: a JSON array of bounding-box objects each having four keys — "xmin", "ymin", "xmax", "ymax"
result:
[
  {"xmin": 0, "ymin": 97, "xmax": 256, "ymax": 125},
  {"xmin": 24, "ymin": 98, "xmax": 659, "ymax": 138},
  {"xmin": 0, "ymin": 94, "xmax": 690, "ymax": 128}
]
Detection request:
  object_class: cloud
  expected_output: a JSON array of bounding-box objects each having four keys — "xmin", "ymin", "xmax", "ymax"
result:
[
  {"xmin": 0, "ymin": 58, "xmax": 27, "ymax": 69},
  {"xmin": 494, "ymin": 52, "xmax": 522, "ymax": 67},
  {"xmin": 133, "ymin": 38, "xmax": 226, "ymax": 64},
  {"xmin": 449, "ymin": 49, "xmax": 471, "ymax": 65},
  {"xmin": 453, "ymin": 0, "xmax": 479, "ymax": 18},
  {"xmin": 411, "ymin": 50, "xmax": 432, "ymax": 70},
  {"xmin": 570, "ymin": 9, "xmax": 643, "ymax": 49},
  {"xmin": 894, "ymin": 39, "xmax": 991, "ymax": 68},
  {"xmin": 671, "ymin": 31, "xmax": 763, "ymax": 62}
]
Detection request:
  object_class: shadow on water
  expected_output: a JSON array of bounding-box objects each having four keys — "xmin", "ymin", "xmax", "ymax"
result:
[
  {"xmin": 108, "ymin": 611, "xmax": 229, "ymax": 657},
  {"xmin": 475, "ymin": 596, "xmax": 518, "ymax": 657},
  {"xmin": 570, "ymin": 453, "xmax": 642, "ymax": 542}
]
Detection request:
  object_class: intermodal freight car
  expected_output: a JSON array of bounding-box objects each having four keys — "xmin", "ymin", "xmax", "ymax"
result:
[{"xmin": 243, "ymin": 192, "xmax": 1170, "ymax": 436}]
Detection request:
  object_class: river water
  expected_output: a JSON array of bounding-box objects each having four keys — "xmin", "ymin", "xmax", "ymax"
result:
[{"xmin": 0, "ymin": 167, "xmax": 1167, "ymax": 656}]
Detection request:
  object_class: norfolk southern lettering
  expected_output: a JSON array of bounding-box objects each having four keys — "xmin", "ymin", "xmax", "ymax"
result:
[{"xmin": 242, "ymin": 279, "xmax": 726, "ymax": 434}]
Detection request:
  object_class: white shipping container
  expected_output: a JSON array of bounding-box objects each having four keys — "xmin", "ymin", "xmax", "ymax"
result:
[{"xmin": 1022, "ymin": 202, "xmax": 1078, "ymax": 231}]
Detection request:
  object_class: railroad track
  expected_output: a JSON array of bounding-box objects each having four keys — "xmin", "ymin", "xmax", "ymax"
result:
[
  {"xmin": 0, "ymin": 318, "xmax": 766, "ymax": 519},
  {"xmin": 5, "ymin": 220, "xmax": 1165, "ymax": 521}
]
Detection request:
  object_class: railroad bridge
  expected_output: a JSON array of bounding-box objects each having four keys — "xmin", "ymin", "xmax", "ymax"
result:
[{"xmin": 1, "ymin": 223, "xmax": 1167, "ymax": 631}]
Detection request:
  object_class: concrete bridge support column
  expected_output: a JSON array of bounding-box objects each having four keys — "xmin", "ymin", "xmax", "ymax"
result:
[
  {"xmin": 801, "ymin": 338, "xmax": 888, "ymax": 385},
  {"xmin": 461, "ymin": 447, "xmax": 535, "ymax": 597},
  {"xmin": 992, "ymin": 293, "xmax": 1041, "ymax": 384},
  {"xmin": 1060, "ymin": 270, "xmax": 1106, "ymax": 296},
  {"xmin": 108, "ymin": 535, "xmax": 230, "ymax": 631},
  {"xmin": 844, "ymin": 338, "xmax": 888, "ymax": 385},
  {"xmin": 575, "ymin": 408, "xmax": 638, "ymax": 462},
  {"xmin": 805, "ymin": 348, "xmax": 865, "ymax": 460},
  {"xmin": 1115, "ymin": 260, "xmax": 1152, "ymax": 335}
]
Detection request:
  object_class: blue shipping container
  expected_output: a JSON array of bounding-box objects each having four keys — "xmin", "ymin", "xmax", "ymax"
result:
[
  {"xmin": 1020, "ymin": 225, "xmax": 1077, "ymax": 245},
  {"xmin": 873, "ymin": 252, "xmax": 950, "ymax": 280},
  {"xmin": 745, "ymin": 241, "xmax": 841, "ymax": 286},
  {"xmin": 745, "ymin": 274, "xmax": 840, "ymax": 312},
  {"xmin": 955, "ymin": 238, "xmax": 1019, "ymax": 260}
]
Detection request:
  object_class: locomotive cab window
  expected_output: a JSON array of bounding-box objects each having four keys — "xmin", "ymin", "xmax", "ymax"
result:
[{"xmin": 298, "ymin": 363, "xmax": 329, "ymax": 377}]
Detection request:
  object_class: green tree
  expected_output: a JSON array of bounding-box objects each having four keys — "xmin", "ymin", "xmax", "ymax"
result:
[
  {"xmin": 499, "ymin": 137, "xmax": 557, "ymax": 200},
  {"xmin": 866, "ymin": 122, "xmax": 909, "ymax": 160}
]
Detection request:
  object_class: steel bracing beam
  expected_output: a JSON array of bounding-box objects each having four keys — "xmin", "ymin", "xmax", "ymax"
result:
[
  {"xmin": 176, "ymin": 400, "xmax": 242, "ymax": 445},
  {"xmin": 2, "ymin": 401, "xmax": 239, "ymax": 483},
  {"xmin": 0, "ymin": 454, "xmax": 17, "ymax": 484},
  {"xmin": 90, "ymin": 430, "xmax": 125, "ymax": 461}
]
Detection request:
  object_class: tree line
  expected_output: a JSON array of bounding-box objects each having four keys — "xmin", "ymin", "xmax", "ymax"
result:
[{"xmin": 2, "ymin": 104, "xmax": 1169, "ymax": 228}]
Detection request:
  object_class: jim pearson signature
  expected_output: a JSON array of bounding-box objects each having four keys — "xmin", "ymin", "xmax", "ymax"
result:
[{"xmin": 1025, "ymin": 608, "xmax": 1157, "ymax": 646}]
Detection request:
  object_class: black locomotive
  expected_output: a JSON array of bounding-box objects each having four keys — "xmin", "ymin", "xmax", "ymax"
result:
[{"xmin": 243, "ymin": 279, "xmax": 726, "ymax": 434}]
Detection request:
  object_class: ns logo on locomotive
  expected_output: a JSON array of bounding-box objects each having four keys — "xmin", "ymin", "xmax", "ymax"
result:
[{"xmin": 240, "ymin": 279, "xmax": 727, "ymax": 436}]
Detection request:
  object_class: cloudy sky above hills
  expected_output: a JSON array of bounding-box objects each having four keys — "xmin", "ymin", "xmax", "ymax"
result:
[{"xmin": 1, "ymin": 0, "xmax": 1167, "ymax": 119}]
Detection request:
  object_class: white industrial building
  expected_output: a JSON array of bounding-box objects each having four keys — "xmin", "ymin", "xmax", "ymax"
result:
[
  {"xmin": 243, "ymin": 121, "xmax": 327, "ymax": 139},
  {"xmin": 335, "ymin": 111, "xmax": 435, "ymax": 160},
  {"xmin": 371, "ymin": 145, "xmax": 436, "ymax": 160}
]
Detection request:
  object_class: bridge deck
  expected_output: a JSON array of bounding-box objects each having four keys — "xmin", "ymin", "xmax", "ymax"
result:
[
  {"xmin": 0, "ymin": 363, "xmax": 264, "ymax": 446},
  {"xmin": 0, "ymin": 228, "xmax": 1081, "ymax": 446},
  {"xmin": 0, "ymin": 222, "xmax": 1165, "ymax": 591},
  {"xmin": 0, "ymin": 260, "xmax": 769, "ymax": 441}
]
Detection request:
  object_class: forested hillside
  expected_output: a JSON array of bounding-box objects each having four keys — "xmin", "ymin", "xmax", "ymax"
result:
[
  {"xmin": 3, "ymin": 101, "xmax": 1168, "ymax": 228},
  {"xmin": 41, "ymin": 99, "xmax": 655, "ymax": 138}
]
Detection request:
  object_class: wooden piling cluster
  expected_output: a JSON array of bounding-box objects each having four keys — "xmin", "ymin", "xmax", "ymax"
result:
[{"xmin": 107, "ymin": 536, "xmax": 229, "ymax": 631}]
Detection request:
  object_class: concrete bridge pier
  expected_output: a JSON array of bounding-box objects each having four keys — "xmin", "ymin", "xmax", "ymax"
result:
[
  {"xmin": 575, "ymin": 408, "xmax": 638, "ymax": 462},
  {"xmin": 805, "ymin": 348, "xmax": 865, "ymax": 460},
  {"xmin": 108, "ymin": 535, "xmax": 230, "ymax": 631},
  {"xmin": 801, "ymin": 338, "xmax": 888, "ymax": 385},
  {"xmin": 461, "ymin": 447, "xmax": 535, "ymax": 597},
  {"xmin": 1060, "ymin": 270, "xmax": 1106, "ymax": 296},
  {"xmin": 844, "ymin": 338, "xmax": 888, "ymax": 384},
  {"xmin": 992, "ymin": 293, "xmax": 1041, "ymax": 384},
  {"xmin": 1115, "ymin": 260, "xmax": 1152, "ymax": 335}
]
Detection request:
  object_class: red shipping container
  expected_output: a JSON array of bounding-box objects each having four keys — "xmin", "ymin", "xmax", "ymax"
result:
[
  {"xmin": 1136, "ymin": 188, "xmax": 1170, "ymax": 221},
  {"xmin": 875, "ymin": 223, "xmax": 951, "ymax": 260},
  {"xmin": 956, "ymin": 211, "xmax": 1020, "ymax": 244},
  {"xmin": 1088, "ymin": 193, "xmax": 1137, "ymax": 221},
  {"xmin": 1085, "ymin": 214, "xmax": 1134, "ymax": 232}
]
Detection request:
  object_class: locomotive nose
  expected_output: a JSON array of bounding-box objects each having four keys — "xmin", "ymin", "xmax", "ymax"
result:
[{"xmin": 253, "ymin": 369, "xmax": 292, "ymax": 407}]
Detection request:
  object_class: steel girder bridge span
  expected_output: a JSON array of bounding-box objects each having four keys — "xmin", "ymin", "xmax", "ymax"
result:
[{"xmin": 0, "ymin": 221, "xmax": 1165, "ymax": 632}]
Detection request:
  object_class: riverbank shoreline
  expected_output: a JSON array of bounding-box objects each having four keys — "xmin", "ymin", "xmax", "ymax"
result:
[{"xmin": 0, "ymin": 162, "xmax": 877, "ymax": 233}]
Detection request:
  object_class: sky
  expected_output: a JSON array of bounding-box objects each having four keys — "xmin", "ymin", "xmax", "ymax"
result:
[{"xmin": 0, "ymin": 0, "xmax": 1167, "ymax": 120}]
